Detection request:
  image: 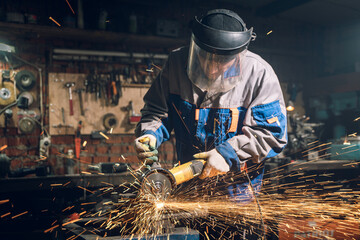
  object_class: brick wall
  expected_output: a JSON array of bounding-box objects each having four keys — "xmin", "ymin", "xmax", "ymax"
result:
[
  {"xmin": 0, "ymin": 23, "xmax": 178, "ymax": 176},
  {"xmin": 49, "ymin": 134, "xmax": 177, "ymax": 175},
  {"xmin": 2, "ymin": 127, "xmax": 176, "ymax": 175}
]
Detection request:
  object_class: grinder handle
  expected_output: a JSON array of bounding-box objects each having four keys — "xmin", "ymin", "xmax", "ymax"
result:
[{"xmin": 169, "ymin": 160, "xmax": 206, "ymax": 185}]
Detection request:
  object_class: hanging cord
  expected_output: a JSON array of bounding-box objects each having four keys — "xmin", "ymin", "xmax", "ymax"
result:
[{"xmin": 245, "ymin": 171, "xmax": 266, "ymax": 240}]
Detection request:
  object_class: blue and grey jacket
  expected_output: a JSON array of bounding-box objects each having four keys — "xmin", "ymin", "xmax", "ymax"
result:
[{"xmin": 136, "ymin": 47, "xmax": 287, "ymax": 201}]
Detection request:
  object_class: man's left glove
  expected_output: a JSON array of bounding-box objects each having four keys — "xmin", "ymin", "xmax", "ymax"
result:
[
  {"xmin": 193, "ymin": 149, "xmax": 230, "ymax": 179},
  {"xmin": 134, "ymin": 134, "xmax": 158, "ymax": 165}
]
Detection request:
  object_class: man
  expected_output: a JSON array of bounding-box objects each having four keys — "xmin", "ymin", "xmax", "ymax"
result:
[{"xmin": 135, "ymin": 8, "xmax": 287, "ymax": 204}]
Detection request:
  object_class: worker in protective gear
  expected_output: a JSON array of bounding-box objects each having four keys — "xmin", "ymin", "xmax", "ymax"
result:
[{"xmin": 135, "ymin": 9, "xmax": 287, "ymax": 201}]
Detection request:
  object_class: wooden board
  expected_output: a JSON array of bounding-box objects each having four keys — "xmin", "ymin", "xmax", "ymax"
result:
[{"xmin": 49, "ymin": 73, "xmax": 149, "ymax": 135}]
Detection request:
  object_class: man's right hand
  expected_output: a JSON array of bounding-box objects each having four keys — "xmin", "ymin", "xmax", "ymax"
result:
[{"xmin": 134, "ymin": 134, "xmax": 158, "ymax": 164}]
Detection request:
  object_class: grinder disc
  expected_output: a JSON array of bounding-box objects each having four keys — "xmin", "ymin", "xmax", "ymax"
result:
[
  {"xmin": 0, "ymin": 82, "xmax": 16, "ymax": 106},
  {"xmin": 141, "ymin": 169, "xmax": 174, "ymax": 200},
  {"xmin": 15, "ymin": 70, "xmax": 36, "ymax": 91}
]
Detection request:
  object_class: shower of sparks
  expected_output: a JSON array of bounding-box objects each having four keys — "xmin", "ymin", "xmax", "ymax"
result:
[
  {"xmin": 0, "ymin": 145, "xmax": 8, "ymax": 151},
  {"xmin": 49, "ymin": 17, "xmax": 61, "ymax": 27},
  {"xmin": 65, "ymin": 0, "xmax": 75, "ymax": 15},
  {"xmin": 99, "ymin": 132, "xmax": 109, "ymax": 140},
  {"xmin": 0, "ymin": 199, "xmax": 9, "ymax": 205},
  {"xmin": 11, "ymin": 211, "xmax": 28, "ymax": 219},
  {"xmin": 62, "ymin": 150, "xmax": 360, "ymax": 240},
  {"xmin": 50, "ymin": 183, "xmax": 63, "ymax": 187},
  {"xmin": 1, "ymin": 212, "xmax": 11, "ymax": 218},
  {"xmin": 5, "ymin": 133, "xmax": 354, "ymax": 239}
]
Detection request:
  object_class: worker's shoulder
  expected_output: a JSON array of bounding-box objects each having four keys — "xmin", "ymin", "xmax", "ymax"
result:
[
  {"xmin": 167, "ymin": 46, "xmax": 188, "ymax": 66},
  {"xmin": 246, "ymin": 50, "xmax": 275, "ymax": 73}
]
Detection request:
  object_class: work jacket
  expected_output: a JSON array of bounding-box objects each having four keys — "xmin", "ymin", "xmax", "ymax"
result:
[{"xmin": 136, "ymin": 47, "xmax": 287, "ymax": 201}]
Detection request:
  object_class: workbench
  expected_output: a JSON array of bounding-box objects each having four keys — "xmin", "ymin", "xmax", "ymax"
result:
[{"xmin": 0, "ymin": 172, "xmax": 136, "ymax": 194}]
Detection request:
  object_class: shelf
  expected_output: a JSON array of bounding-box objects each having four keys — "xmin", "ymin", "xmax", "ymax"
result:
[{"xmin": 0, "ymin": 21, "xmax": 187, "ymax": 50}]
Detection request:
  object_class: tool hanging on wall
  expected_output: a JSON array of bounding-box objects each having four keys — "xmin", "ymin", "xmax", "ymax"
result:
[
  {"xmin": 0, "ymin": 71, "xmax": 16, "ymax": 106},
  {"xmin": 14, "ymin": 70, "xmax": 36, "ymax": 91},
  {"xmin": 125, "ymin": 101, "xmax": 141, "ymax": 124},
  {"xmin": 75, "ymin": 88, "xmax": 85, "ymax": 116},
  {"xmin": 39, "ymin": 135, "xmax": 51, "ymax": 158},
  {"xmin": 64, "ymin": 82, "xmax": 75, "ymax": 116},
  {"xmin": 18, "ymin": 114, "xmax": 36, "ymax": 134},
  {"xmin": 18, "ymin": 91, "xmax": 34, "ymax": 107},
  {"xmin": 75, "ymin": 121, "xmax": 82, "ymax": 159},
  {"xmin": 103, "ymin": 113, "xmax": 118, "ymax": 131}
]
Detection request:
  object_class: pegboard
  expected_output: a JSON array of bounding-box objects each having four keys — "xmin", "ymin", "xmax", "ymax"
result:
[{"xmin": 49, "ymin": 73, "xmax": 149, "ymax": 135}]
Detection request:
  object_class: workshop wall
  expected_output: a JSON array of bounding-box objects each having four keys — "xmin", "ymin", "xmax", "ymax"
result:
[
  {"xmin": 48, "ymin": 134, "xmax": 176, "ymax": 175},
  {"xmin": 0, "ymin": 26, "xmax": 178, "ymax": 175},
  {"xmin": 0, "ymin": 0, "xmax": 349, "ymax": 176}
]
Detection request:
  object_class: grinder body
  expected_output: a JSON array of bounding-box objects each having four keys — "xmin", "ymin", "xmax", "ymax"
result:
[{"xmin": 141, "ymin": 160, "xmax": 206, "ymax": 199}]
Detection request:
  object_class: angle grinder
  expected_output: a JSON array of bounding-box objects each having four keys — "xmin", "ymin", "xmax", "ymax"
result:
[{"xmin": 141, "ymin": 160, "xmax": 206, "ymax": 200}]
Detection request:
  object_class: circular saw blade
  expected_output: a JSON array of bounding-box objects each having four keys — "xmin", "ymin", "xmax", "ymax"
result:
[{"xmin": 141, "ymin": 170, "xmax": 173, "ymax": 200}]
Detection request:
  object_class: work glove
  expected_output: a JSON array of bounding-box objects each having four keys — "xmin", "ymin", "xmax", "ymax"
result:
[
  {"xmin": 134, "ymin": 134, "xmax": 158, "ymax": 165},
  {"xmin": 193, "ymin": 149, "xmax": 230, "ymax": 179}
]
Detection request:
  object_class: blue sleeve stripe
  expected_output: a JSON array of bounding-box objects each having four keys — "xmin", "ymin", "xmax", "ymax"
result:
[
  {"xmin": 216, "ymin": 141, "xmax": 240, "ymax": 171},
  {"xmin": 143, "ymin": 123, "xmax": 170, "ymax": 149}
]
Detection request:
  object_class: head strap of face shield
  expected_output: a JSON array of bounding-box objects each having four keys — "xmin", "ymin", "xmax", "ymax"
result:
[{"xmin": 191, "ymin": 9, "xmax": 255, "ymax": 55}]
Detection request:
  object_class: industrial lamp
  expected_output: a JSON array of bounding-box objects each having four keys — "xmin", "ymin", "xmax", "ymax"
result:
[
  {"xmin": 286, "ymin": 100, "xmax": 295, "ymax": 112},
  {"xmin": 0, "ymin": 43, "xmax": 15, "ymax": 53}
]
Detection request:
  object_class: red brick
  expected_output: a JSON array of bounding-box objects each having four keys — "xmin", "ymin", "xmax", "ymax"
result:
[
  {"xmin": 6, "ymin": 128, "xmax": 18, "ymax": 135},
  {"xmin": 93, "ymin": 156, "xmax": 109, "ymax": 164},
  {"xmin": 127, "ymin": 145, "xmax": 136, "ymax": 153},
  {"xmin": 90, "ymin": 139, "xmax": 101, "ymax": 145},
  {"xmin": 50, "ymin": 146, "xmax": 60, "ymax": 155},
  {"xmin": 82, "ymin": 136, "xmax": 91, "ymax": 142},
  {"xmin": 80, "ymin": 156, "xmax": 92, "ymax": 164},
  {"xmin": 105, "ymin": 135, "xmax": 123, "ymax": 144},
  {"xmin": 109, "ymin": 145, "xmax": 122, "ymax": 154},
  {"xmin": 109, "ymin": 156, "xmax": 122, "ymax": 162},
  {"xmin": 27, "ymin": 149, "xmax": 37, "ymax": 155},
  {"xmin": 123, "ymin": 155, "xmax": 140, "ymax": 164},
  {"xmin": 96, "ymin": 146, "xmax": 108, "ymax": 154},
  {"xmin": 5, "ymin": 147, "xmax": 22, "ymax": 157},
  {"xmin": 84, "ymin": 145, "xmax": 96, "ymax": 154},
  {"xmin": 10, "ymin": 158, "xmax": 22, "ymax": 170},
  {"xmin": 123, "ymin": 135, "xmax": 136, "ymax": 143},
  {"xmin": 0, "ymin": 137, "xmax": 7, "ymax": 146},
  {"xmin": 6, "ymin": 137, "xmax": 19, "ymax": 146},
  {"xmin": 48, "ymin": 157, "xmax": 58, "ymax": 167},
  {"xmin": 52, "ymin": 136, "xmax": 74, "ymax": 144},
  {"xmin": 54, "ymin": 167, "xmax": 65, "ymax": 175}
]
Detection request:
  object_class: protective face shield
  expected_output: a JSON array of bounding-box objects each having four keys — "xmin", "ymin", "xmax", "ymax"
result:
[{"xmin": 187, "ymin": 9, "xmax": 256, "ymax": 94}]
